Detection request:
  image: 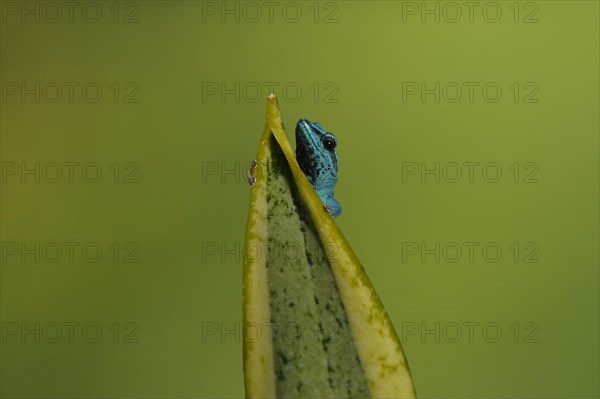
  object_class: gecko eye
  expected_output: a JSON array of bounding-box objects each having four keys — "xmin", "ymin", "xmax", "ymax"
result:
[{"xmin": 322, "ymin": 137, "xmax": 336, "ymax": 151}]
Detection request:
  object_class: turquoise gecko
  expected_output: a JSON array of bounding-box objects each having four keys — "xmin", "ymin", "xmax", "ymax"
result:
[{"xmin": 295, "ymin": 119, "xmax": 342, "ymax": 217}]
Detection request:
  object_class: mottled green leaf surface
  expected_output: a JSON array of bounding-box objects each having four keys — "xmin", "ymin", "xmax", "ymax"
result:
[{"xmin": 243, "ymin": 96, "xmax": 415, "ymax": 399}]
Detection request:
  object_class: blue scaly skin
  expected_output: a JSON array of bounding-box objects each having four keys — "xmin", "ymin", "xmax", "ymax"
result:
[{"xmin": 295, "ymin": 119, "xmax": 342, "ymax": 217}]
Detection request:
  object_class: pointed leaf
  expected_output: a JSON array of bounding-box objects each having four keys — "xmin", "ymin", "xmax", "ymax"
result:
[{"xmin": 243, "ymin": 95, "xmax": 415, "ymax": 399}]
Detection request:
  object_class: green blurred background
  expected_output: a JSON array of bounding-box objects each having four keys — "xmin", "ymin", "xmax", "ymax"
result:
[{"xmin": 1, "ymin": 1, "xmax": 598, "ymax": 398}]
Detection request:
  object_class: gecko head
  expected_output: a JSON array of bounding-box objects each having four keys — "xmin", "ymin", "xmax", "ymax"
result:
[{"xmin": 295, "ymin": 118, "xmax": 339, "ymax": 184}]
